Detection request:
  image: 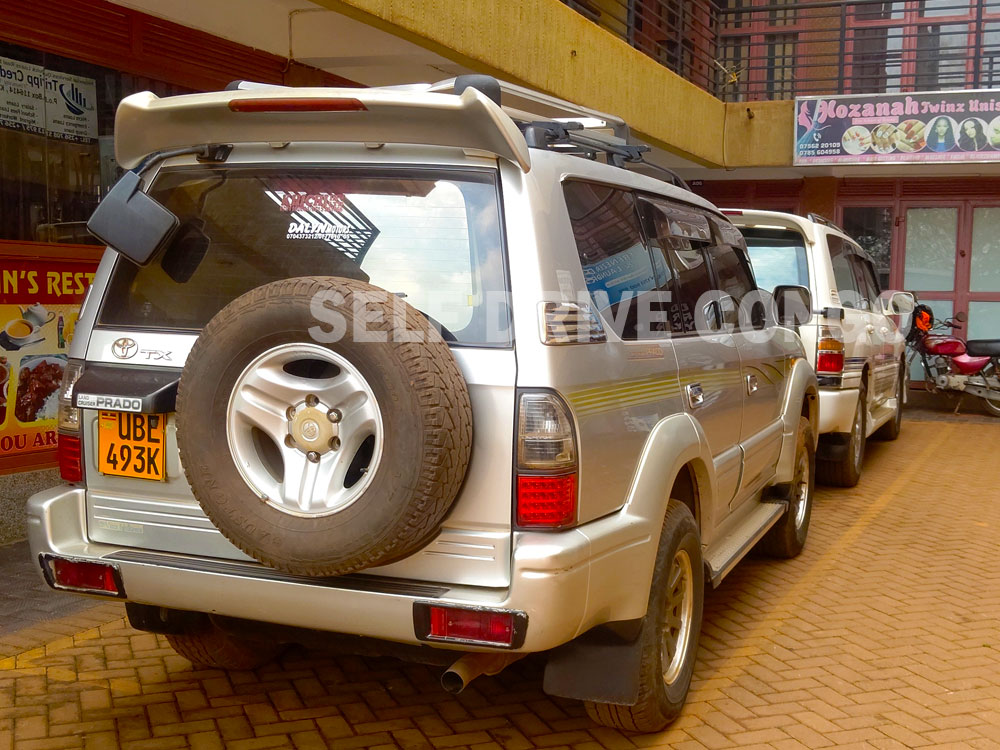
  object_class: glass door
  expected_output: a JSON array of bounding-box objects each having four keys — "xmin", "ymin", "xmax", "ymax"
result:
[
  {"xmin": 901, "ymin": 204, "xmax": 960, "ymax": 381},
  {"xmin": 967, "ymin": 204, "xmax": 1000, "ymax": 341}
]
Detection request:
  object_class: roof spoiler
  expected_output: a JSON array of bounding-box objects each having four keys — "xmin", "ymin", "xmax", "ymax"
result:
[{"xmin": 114, "ymin": 84, "xmax": 531, "ymax": 171}]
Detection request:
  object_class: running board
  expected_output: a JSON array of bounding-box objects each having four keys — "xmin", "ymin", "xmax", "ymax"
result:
[
  {"xmin": 867, "ymin": 401, "xmax": 897, "ymax": 434},
  {"xmin": 703, "ymin": 501, "xmax": 786, "ymax": 587}
]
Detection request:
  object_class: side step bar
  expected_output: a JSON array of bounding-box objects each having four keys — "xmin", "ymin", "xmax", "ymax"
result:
[{"xmin": 703, "ymin": 501, "xmax": 786, "ymax": 587}]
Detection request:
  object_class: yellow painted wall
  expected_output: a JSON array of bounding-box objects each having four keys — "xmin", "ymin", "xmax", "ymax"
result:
[{"xmin": 314, "ymin": 0, "xmax": 793, "ymax": 168}]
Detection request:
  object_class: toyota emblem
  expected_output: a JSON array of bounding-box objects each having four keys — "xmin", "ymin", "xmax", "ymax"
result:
[{"xmin": 111, "ymin": 337, "xmax": 138, "ymax": 360}]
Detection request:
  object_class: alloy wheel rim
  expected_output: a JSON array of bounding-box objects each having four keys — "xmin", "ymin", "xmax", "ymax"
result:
[
  {"xmin": 852, "ymin": 399, "xmax": 864, "ymax": 469},
  {"xmin": 793, "ymin": 450, "xmax": 810, "ymax": 529},
  {"xmin": 660, "ymin": 548, "xmax": 694, "ymax": 686},
  {"xmin": 226, "ymin": 343, "xmax": 384, "ymax": 518}
]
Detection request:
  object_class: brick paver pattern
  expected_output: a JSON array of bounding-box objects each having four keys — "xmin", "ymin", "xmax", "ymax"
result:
[{"xmin": 1, "ymin": 419, "xmax": 999, "ymax": 749}]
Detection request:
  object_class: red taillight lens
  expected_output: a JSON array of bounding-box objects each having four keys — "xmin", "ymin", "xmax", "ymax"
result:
[
  {"xmin": 58, "ymin": 433, "xmax": 83, "ymax": 482},
  {"xmin": 816, "ymin": 351, "xmax": 845, "ymax": 373},
  {"xmin": 428, "ymin": 606, "xmax": 515, "ymax": 646},
  {"xmin": 48, "ymin": 558, "xmax": 121, "ymax": 595},
  {"xmin": 228, "ymin": 97, "xmax": 367, "ymax": 113},
  {"xmin": 516, "ymin": 474, "xmax": 577, "ymax": 528}
]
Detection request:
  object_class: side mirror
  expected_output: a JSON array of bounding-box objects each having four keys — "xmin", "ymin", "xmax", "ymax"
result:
[
  {"xmin": 772, "ymin": 284, "xmax": 812, "ymax": 327},
  {"xmin": 882, "ymin": 291, "xmax": 915, "ymax": 315},
  {"xmin": 955, "ymin": 310, "xmax": 968, "ymax": 323},
  {"xmin": 87, "ymin": 170, "xmax": 179, "ymax": 265}
]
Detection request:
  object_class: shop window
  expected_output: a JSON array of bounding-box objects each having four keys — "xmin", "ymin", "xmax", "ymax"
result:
[
  {"xmin": 855, "ymin": 2, "xmax": 906, "ymax": 21},
  {"xmin": 851, "ymin": 27, "xmax": 904, "ymax": 93},
  {"xmin": 0, "ymin": 41, "xmax": 191, "ymax": 246},
  {"xmin": 918, "ymin": 0, "xmax": 970, "ymax": 17},
  {"xmin": 915, "ymin": 24, "xmax": 971, "ymax": 89},
  {"xmin": 765, "ymin": 34, "xmax": 797, "ymax": 99},
  {"xmin": 841, "ymin": 206, "xmax": 893, "ymax": 289}
]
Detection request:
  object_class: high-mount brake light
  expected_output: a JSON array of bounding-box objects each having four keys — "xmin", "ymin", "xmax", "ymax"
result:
[
  {"xmin": 227, "ymin": 98, "xmax": 368, "ymax": 113},
  {"xmin": 722, "ymin": 209, "xmax": 744, "ymax": 216}
]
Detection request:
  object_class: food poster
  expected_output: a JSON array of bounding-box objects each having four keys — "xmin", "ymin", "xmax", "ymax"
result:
[
  {"xmin": 0, "ymin": 256, "xmax": 95, "ymax": 469},
  {"xmin": 794, "ymin": 90, "xmax": 1000, "ymax": 165}
]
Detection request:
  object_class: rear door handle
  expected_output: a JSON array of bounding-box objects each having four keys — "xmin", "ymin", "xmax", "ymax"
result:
[
  {"xmin": 686, "ymin": 383, "xmax": 704, "ymax": 409},
  {"xmin": 746, "ymin": 374, "xmax": 759, "ymax": 395}
]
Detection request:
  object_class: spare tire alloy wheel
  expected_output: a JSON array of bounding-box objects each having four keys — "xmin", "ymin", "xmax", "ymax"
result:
[
  {"xmin": 177, "ymin": 277, "xmax": 473, "ymax": 577},
  {"xmin": 227, "ymin": 343, "xmax": 383, "ymax": 517}
]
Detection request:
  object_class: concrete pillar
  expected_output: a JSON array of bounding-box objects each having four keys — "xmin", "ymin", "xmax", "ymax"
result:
[{"xmin": 800, "ymin": 177, "xmax": 838, "ymax": 221}]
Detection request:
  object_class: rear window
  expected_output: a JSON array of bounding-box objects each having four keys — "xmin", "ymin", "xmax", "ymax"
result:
[
  {"xmin": 98, "ymin": 167, "xmax": 511, "ymax": 346},
  {"xmin": 741, "ymin": 227, "xmax": 810, "ymax": 293}
]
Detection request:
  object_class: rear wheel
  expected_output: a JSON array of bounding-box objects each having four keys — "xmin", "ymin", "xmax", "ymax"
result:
[
  {"xmin": 817, "ymin": 380, "xmax": 867, "ymax": 487},
  {"xmin": 584, "ymin": 501, "xmax": 704, "ymax": 733},
  {"xmin": 166, "ymin": 625, "xmax": 281, "ymax": 670},
  {"xmin": 980, "ymin": 360, "xmax": 1000, "ymax": 417},
  {"xmin": 758, "ymin": 416, "xmax": 814, "ymax": 558}
]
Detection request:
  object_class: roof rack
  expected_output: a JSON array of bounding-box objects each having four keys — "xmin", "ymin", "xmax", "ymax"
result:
[
  {"xmin": 806, "ymin": 212, "xmax": 846, "ymax": 234},
  {"xmin": 223, "ymin": 74, "xmax": 688, "ymax": 189}
]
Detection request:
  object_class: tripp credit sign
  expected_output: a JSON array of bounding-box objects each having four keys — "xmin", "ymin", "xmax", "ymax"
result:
[{"xmin": 794, "ymin": 90, "xmax": 1000, "ymax": 165}]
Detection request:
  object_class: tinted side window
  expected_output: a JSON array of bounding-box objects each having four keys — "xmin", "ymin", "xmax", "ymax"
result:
[
  {"xmin": 640, "ymin": 198, "xmax": 719, "ymax": 334},
  {"xmin": 828, "ymin": 235, "xmax": 862, "ymax": 308},
  {"xmin": 706, "ymin": 244, "xmax": 756, "ymax": 327},
  {"xmin": 852, "ymin": 254, "xmax": 881, "ymax": 308},
  {"xmin": 563, "ymin": 181, "xmax": 659, "ymax": 340}
]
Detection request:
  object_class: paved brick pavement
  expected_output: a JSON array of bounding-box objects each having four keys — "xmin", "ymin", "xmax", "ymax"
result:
[
  {"xmin": 0, "ymin": 541, "xmax": 98, "ymax": 637},
  {"xmin": 1, "ymin": 418, "xmax": 1000, "ymax": 749}
]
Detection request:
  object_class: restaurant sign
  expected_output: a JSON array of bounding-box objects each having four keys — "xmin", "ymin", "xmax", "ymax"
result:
[{"xmin": 794, "ymin": 90, "xmax": 1000, "ymax": 165}]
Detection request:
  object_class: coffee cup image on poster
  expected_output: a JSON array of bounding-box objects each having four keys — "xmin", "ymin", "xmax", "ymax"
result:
[
  {"xmin": 0, "ymin": 303, "xmax": 78, "ymax": 430},
  {"xmin": 795, "ymin": 91, "xmax": 1000, "ymax": 164}
]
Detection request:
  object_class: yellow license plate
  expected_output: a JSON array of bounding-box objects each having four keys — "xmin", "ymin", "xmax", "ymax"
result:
[{"xmin": 97, "ymin": 411, "xmax": 167, "ymax": 480}]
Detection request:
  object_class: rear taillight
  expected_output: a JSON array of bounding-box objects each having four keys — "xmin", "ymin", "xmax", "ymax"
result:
[
  {"xmin": 57, "ymin": 360, "xmax": 84, "ymax": 432},
  {"xmin": 816, "ymin": 325, "xmax": 845, "ymax": 374},
  {"xmin": 57, "ymin": 360, "xmax": 85, "ymax": 481},
  {"xmin": 516, "ymin": 392, "xmax": 578, "ymax": 529},
  {"xmin": 58, "ymin": 434, "xmax": 83, "ymax": 482},
  {"xmin": 43, "ymin": 556, "xmax": 123, "ymax": 597}
]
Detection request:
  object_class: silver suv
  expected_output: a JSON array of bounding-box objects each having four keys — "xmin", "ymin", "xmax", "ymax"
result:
[
  {"xmin": 732, "ymin": 210, "xmax": 910, "ymax": 487},
  {"xmin": 30, "ymin": 77, "xmax": 818, "ymax": 733}
]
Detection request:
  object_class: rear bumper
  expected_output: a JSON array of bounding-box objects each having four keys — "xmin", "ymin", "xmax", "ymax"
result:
[
  {"xmin": 818, "ymin": 387, "xmax": 860, "ymax": 434},
  {"xmin": 27, "ymin": 485, "xmax": 654, "ymax": 653}
]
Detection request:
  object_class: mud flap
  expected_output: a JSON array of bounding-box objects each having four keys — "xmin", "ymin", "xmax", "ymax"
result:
[
  {"xmin": 543, "ymin": 619, "xmax": 644, "ymax": 704},
  {"xmin": 817, "ymin": 432, "xmax": 850, "ymax": 461}
]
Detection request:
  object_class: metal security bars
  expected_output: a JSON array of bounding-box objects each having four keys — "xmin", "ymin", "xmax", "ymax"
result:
[{"xmin": 561, "ymin": 0, "xmax": 1000, "ymax": 102}]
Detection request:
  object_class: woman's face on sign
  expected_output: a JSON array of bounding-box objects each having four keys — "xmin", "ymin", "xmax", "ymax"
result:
[
  {"xmin": 936, "ymin": 119, "xmax": 949, "ymax": 136},
  {"xmin": 964, "ymin": 121, "xmax": 976, "ymax": 137}
]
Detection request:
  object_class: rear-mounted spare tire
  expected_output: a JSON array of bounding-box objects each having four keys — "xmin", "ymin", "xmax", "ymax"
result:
[{"xmin": 176, "ymin": 277, "xmax": 473, "ymax": 577}]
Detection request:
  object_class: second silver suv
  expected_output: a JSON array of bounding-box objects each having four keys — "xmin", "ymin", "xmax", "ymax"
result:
[
  {"xmin": 733, "ymin": 210, "xmax": 909, "ymax": 486},
  {"xmin": 31, "ymin": 77, "xmax": 818, "ymax": 733}
]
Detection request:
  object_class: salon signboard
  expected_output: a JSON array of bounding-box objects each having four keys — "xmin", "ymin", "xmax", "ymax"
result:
[{"xmin": 794, "ymin": 90, "xmax": 1000, "ymax": 165}]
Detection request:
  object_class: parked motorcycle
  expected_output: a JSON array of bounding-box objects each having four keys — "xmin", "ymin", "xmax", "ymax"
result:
[{"xmin": 906, "ymin": 304, "xmax": 1000, "ymax": 416}]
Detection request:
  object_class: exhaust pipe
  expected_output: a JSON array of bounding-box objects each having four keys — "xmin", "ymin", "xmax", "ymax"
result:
[{"xmin": 440, "ymin": 652, "xmax": 525, "ymax": 694}]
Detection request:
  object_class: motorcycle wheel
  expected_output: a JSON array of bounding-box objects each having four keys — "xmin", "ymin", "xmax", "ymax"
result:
[{"xmin": 982, "ymin": 360, "xmax": 1000, "ymax": 417}]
